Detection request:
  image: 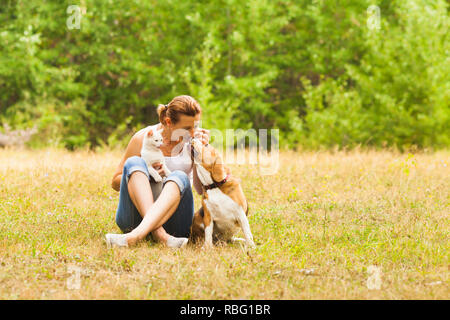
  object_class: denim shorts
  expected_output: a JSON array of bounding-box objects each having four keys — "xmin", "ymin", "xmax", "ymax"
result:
[{"xmin": 115, "ymin": 156, "xmax": 194, "ymax": 238}]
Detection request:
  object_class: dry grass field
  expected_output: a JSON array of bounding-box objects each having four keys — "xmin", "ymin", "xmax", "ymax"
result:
[{"xmin": 0, "ymin": 147, "xmax": 448, "ymax": 299}]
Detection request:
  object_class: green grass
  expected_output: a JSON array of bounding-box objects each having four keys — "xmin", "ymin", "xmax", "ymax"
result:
[{"xmin": 0, "ymin": 147, "xmax": 448, "ymax": 299}]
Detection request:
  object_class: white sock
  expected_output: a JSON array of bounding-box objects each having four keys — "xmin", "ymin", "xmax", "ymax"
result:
[
  {"xmin": 166, "ymin": 236, "xmax": 188, "ymax": 248},
  {"xmin": 105, "ymin": 233, "xmax": 129, "ymax": 248}
]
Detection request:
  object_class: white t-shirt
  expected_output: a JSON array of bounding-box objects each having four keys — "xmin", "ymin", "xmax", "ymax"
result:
[{"xmin": 147, "ymin": 124, "xmax": 193, "ymax": 185}]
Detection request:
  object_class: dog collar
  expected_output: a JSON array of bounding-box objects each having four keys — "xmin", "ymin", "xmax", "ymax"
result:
[{"xmin": 204, "ymin": 174, "xmax": 230, "ymax": 190}]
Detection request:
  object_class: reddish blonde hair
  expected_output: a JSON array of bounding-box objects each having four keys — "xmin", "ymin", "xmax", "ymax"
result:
[{"xmin": 157, "ymin": 95, "xmax": 202, "ymax": 125}]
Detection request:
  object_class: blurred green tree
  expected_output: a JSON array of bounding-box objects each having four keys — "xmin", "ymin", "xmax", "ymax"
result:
[{"xmin": 0, "ymin": 0, "xmax": 448, "ymax": 150}]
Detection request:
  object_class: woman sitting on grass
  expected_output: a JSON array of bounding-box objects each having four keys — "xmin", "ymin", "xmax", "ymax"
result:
[{"xmin": 106, "ymin": 95, "xmax": 210, "ymax": 248}]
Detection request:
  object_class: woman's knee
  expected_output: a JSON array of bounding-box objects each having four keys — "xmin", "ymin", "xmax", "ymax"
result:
[
  {"xmin": 123, "ymin": 156, "xmax": 150, "ymax": 183},
  {"xmin": 165, "ymin": 170, "xmax": 191, "ymax": 195},
  {"xmin": 171, "ymin": 170, "xmax": 190, "ymax": 185},
  {"xmin": 124, "ymin": 156, "xmax": 146, "ymax": 172}
]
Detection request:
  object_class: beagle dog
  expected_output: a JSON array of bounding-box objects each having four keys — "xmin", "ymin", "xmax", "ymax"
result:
[{"xmin": 189, "ymin": 138, "xmax": 255, "ymax": 248}]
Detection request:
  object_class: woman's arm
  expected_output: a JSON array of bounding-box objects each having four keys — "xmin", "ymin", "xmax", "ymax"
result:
[{"xmin": 111, "ymin": 131, "xmax": 145, "ymax": 192}]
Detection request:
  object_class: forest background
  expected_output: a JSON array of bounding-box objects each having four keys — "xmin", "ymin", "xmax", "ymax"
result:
[{"xmin": 0, "ymin": 0, "xmax": 448, "ymax": 151}]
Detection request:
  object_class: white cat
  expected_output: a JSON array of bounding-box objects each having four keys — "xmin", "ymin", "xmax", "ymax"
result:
[{"xmin": 141, "ymin": 128, "xmax": 171, "ymax": 182}]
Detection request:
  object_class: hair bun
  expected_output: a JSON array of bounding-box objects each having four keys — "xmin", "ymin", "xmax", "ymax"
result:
[
  {"xmin": 157, "ymin": 95, "xmax": 202, "ymax": 125},
  {"xmin": 157, "ymin": 103, "xmax": 168, "ymax": 117}
]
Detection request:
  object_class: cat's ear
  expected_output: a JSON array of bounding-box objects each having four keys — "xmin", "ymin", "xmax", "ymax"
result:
[{"xmin": 147, "ymin": 129, "xmax": 153, "ymax": 136}]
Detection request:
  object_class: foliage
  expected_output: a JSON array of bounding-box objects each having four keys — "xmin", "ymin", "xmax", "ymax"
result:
[{"xmin": 0, "ymin": 0, "xmax": 448, "ymax": 150}]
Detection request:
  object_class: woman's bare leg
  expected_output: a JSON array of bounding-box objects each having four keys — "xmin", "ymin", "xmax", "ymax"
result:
[
  {"xmin": 126, "ymin": 179, "xmax": 181, "ymax": 245},
  {"xmin": 127, "ymin": 171, "xmax": 179, "ymax": 244}
]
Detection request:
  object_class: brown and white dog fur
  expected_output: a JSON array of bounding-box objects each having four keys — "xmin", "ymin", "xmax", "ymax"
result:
[{"xmin": 189, "ymin": 138, "xmax": 255, "ymax": 248}]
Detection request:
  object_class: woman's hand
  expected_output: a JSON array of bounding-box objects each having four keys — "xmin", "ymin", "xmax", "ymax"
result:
[
  {"xmin": 194, "ymin": 128, "xmax": 210, "ymax": 145},
  {"xmin": 152, "ymin": 162, "xmax": 166, "ymax": 177}
]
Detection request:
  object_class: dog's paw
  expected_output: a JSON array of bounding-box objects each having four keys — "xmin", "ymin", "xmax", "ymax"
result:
[
  {"xmin": 246, "ymin": 240, "xmax": 256, "ymax": 249},
  {"xmin": 231, "ymin": 236, "xmax": 246, "ymax": 243},
  {"xmin": 201, "ymin": 242, "xmax": 213, "ymax": 250}
]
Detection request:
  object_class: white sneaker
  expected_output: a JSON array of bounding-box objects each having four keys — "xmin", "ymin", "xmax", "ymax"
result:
[
  {"xmin": 166, "ymin": 236, "xmax": 188, "ymax": 249},
  {"xmin": 105, "ymin": 233, "xmax": 129, "ymax": 248}
]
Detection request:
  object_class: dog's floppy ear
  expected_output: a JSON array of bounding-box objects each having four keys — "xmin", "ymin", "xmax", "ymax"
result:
[{"xmin": 211, "ymin": 154, "xmax": 226, "ymax": 182}]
